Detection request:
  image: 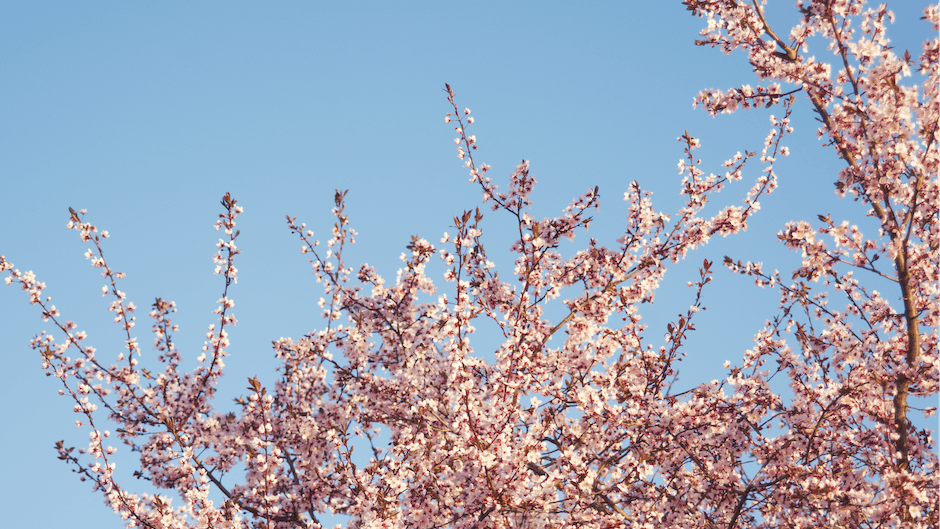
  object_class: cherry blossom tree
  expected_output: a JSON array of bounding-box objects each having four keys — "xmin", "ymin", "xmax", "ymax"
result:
[
  {"xmin": 1, "ymin": 1, "xmax": 936, "ymax": 528},
  {"xmin": 685, "ymin": 0, "xmax": 938, "ymax": 525}
]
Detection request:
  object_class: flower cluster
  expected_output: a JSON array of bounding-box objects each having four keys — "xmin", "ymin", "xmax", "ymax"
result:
[{"xmin": 4, "ymin": 74, "xmax": 790, "ymax": 527}]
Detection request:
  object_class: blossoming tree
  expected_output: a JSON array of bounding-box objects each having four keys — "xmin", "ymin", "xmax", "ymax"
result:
[
  {"xmin": 686, "ymin": 0, "xmax": 938, "ymax": 525},
  {"xmin": 1, "ymin": 1, "xmax": 936, "ymax": 527}
]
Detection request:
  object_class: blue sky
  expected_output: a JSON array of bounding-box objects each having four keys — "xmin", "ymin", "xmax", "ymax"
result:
[{"xmin": 0, "ymin": 2, "xmax": 933, "ymax": 528}]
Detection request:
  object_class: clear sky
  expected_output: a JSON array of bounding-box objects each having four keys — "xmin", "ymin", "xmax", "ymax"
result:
[{"xmin": 0, "ymin": 2, "xmax": 933, "ymax": 528}]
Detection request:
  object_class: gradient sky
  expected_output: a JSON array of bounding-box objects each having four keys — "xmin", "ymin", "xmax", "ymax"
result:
[{"xmin": 0, "ymin": 2, "xmax": 933, "ymax": 528}]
